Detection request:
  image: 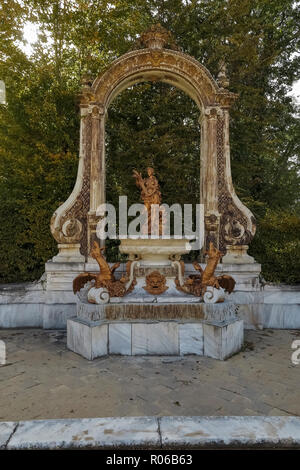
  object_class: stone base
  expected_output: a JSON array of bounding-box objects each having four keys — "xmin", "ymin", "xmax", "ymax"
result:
[
  {"xmin": 67, "ymin": 317, "xmax": 244, "ymax": 361},
  {"xmin": 222, "ymin": 245, "xmax": 255, "ymax": 264},
  {"xmin": 67, "ymin": 318, "xmax": 108, "ymax": 360},
  {"xmin": 51, "ymin": 244, "xmax": 85, "ymax": 263},
  {"xmin": 203, "ymin": 320, "xmax": 244, "ymax": 360}
]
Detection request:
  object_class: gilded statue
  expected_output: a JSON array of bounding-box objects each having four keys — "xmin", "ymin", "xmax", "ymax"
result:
[
  {"xmin": 73, "ymin": 241, "xmax": 135, "ymax": 299},
  {"xmin": 133, "ymin": 167, "xmax": 164, "ymax": 235},
  {"xmin": 176, "ymin": 242, "xmax": 236, "ymax": 299}
]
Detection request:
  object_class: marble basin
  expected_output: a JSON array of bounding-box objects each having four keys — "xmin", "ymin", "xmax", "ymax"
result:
[{"xmin": 119, "ymin": 237, "xmax": 192, "ymax": 265}]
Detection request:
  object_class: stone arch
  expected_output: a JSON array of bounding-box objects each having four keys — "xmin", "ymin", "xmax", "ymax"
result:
[
  {"xmin": 93, "ymin": 48, "xmax": 218, "ymax": 110},
  {"xmin": 50, "ymin": 26, "xmax": 256, "ymax": 264}
]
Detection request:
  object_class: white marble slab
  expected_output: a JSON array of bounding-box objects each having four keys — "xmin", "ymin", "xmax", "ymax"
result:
[
  {"xmin": 132, "ymin": 322, "xmax": 179, "ymax": 355},
  {"xmin": 262, "ymin": 304, "xmax": 300, "ymax": 329},
  {"xmin": 67, "ymin": 318, "xmax": 92, "ymax": 360},
  {"xmin": 91, "ymin": 323, "xmax": 108, "ymax": 359},
  {"xmin": 203, "ymin": 319, "xmax": 244, "ymax": 360},
  {"xmin": 3, "ymin": 416, "xmax": 300, "ymax": 449},
  {"xmin": 229, "ymin": 291, "xmax": 263, "ymax": 304},
  {"xmin": 43, "ymin": 304, "xmax": 76, "ymax": 329},
  {"xmin": 263, "ymin": 291, "xmax": 300, "ymax": 304},
  {"xmin": 0, "ymin": 421, "xmax": 17, "ymax": 449},
  {"xmin": 67, "ymin": 318, "xmax": 108, "ymax": 360},
  {"xmin": 0, "ymin": 304, "xmax": 43, "ymax": 328},
  {"xmin": 7, "ymin": 417, "xmax": 159, "ymax": 450},
  {"xmin": 160, "ymin": 416, "xmax": 300, "ymax": 448},
  {"xmin": 179, "ymin": 323, "xmax": 203, "ymax": 355},
  {"xmin": 236, "ymin": 304, "xmax": 263, "ymax": 330},
  {"xmin": 109, "ymin": 323, "xmax": 132, "ymax": 355}
]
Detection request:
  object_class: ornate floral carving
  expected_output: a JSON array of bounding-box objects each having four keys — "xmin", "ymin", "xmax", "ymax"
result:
[
  {"xmin": 216, "ymin": 115, "xmax": 255, "ymax": 251},
  {"xmin": 50, "ymin": 113, "xmax": 91, "ymax": 257},
  {"xmin": 92, "ymin": 49, "xmax": 218, "ymax": 107},
  {"xmin": 204, "ymin": 213, "xmax": 220, "ymax": 250},
  {"xmin": 149, "ymin": 50, "xmax": 164, "ymax": 67},
  {"xmin": 62, "ymin": 218, "xmax": 82, "ymax": 238},
  {"xmin": 143, "ymin": 271, "xmax": 169, "ymax": 295}
]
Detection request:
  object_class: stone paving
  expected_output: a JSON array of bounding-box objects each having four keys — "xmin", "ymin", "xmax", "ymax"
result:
[{"xmin": 0, "ymin": 328, "xmax": 299, "ymax": 421}]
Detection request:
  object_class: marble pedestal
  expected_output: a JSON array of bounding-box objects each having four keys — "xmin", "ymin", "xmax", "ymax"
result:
[
  {"xmin": 43, "ymin": 258, "xmax": 261, "ymax": 327},
  {"xmin": 67, "ymin": 301, "xmax": 244, "ymax": 361}
]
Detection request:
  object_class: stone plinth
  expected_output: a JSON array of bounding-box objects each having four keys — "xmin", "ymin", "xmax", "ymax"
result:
[
  {"xmin": 203, "ymin": 319, "xmax": 244, "ymax": 360},
  {"xmin": 67, "ymin": 301, "xmax": 244, "ymax": 361},
  {"xmin": 222, "ymin": 245, "xmax": 255, "ymax": 264}
]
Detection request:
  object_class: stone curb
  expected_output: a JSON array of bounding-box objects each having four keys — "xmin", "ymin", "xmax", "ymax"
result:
[{"xmin": 1, "ymin": 416, "xmax": 300, "ymax": 449}]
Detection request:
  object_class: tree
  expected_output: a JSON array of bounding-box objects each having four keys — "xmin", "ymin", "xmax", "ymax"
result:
[{"xmin": 0, "ymin": 0, "xmax": 299, "ymax": 283}]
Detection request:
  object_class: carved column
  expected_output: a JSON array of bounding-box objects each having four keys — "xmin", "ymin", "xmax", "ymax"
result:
[
  {"xmin": 200, "ymin": 107, "xmax": 221, "ymax": 250},
  {"xmin": 50, "ymin": 99, "xmax": 92, "ymax": 262},
  {"xmin": 87, "ymin": 104, "xmax": 106, "ymax": 259},
  {"xmin": 216, "ymin": 95, "xmax": 257, "ymax": 263}
]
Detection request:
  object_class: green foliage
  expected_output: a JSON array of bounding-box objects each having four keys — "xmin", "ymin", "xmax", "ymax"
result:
[
  {"xmin": 0, "ymin": 0, "xmax": 299, "ymax": 283},
  {"xmin": 250, "ymin": 210, "xmax": 300, "ymax": 283},
  {"xmin": 106, "ymin": 82, "xmax": 200, "ymax": 208}
]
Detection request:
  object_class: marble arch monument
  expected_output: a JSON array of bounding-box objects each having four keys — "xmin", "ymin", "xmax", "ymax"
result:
[{"xmin": 50, "ymin": 25, "xmax": 256, "ymax": 265}]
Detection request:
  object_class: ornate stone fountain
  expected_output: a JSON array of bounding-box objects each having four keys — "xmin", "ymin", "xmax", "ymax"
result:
[
  {"xmin": 39, "ymin": 23, "xmax": 267, "ymax": 359},
  {"xmin": 67, "ymin": 168, "xmax": 243, "ymax": 360}
]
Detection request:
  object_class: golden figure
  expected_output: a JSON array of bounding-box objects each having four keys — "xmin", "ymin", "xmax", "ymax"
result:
[
  {"xmin": 176, "ymin": 242, "xmax": 236, "ymax": 299},
  {"xmin": 133, "ymin": 167, "xmax": 164, "ymax": 235},
  {"xmin": 73, "ymin": 241, "xmax": 134, "ymax": 299}
]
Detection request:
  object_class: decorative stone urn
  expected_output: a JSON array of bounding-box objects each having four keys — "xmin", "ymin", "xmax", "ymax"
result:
[{"xmin": 119, "ymin": 238, "xmax": 192, "ymax": 265}]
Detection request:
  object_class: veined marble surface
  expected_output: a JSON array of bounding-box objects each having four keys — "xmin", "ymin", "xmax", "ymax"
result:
[
  {"xmin": 2, "ymin": 416, "xmax": 300, "ymax": 449},
  {"xmin": 109, "ymin": 323, "xmax": 131, "ymax": 355},
  {"xmin": 0, "ymin": 421, "xmax": 17, "ymax": 449},
  {"xmin": 67, "ymin": 316, "xmax": 243, "ymax": 360},
  {"xmin": 179, "ymin": 323, "xmax": 204, "ymax": 355},
  {"xmin": 203, "ymin": 319, "xmax": 244, "ymax": 360},
  {"xmin": 6, "ymin": 417, "xmax": 159, "ymax": 450}
]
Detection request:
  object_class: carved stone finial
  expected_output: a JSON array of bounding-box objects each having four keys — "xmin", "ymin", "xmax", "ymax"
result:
[
  {"xmin": 81, "ymin": 73, "xmax": 93, "ymax": 90},
  {"xmin": 139, "ymin": 23, "xmax": 177, "ymax": 50},
  {"xmin": 217, "ymin": 60, "xmax": 230, "ymax": 89},
  {"xmin": 79, "ymin": 73, "xmax": 94, "ymax": 104}
]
